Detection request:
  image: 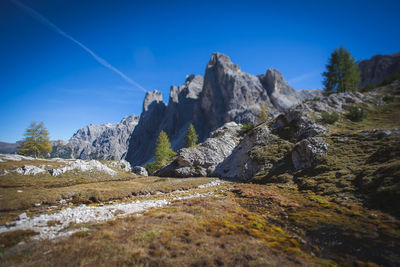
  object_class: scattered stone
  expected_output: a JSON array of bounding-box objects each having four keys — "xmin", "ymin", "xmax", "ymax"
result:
[
  {"xmin": 49, "ymin": 159, "xmax": 116, "ymax": 176},
  {"xmin": 132, "ymin": 166, "xmax": 148, "ymax": 176}
]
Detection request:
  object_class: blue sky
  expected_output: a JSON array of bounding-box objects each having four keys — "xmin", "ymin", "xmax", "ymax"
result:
[{"xmin": 0, "ymin": 0, "xmax": 399, "ymax": 142}]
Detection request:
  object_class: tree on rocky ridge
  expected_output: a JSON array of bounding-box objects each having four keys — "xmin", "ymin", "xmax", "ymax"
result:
[
  {"xmin": 154, "ymin": 130, "xmax": 176, "ymax": 165},
  {"xmin": 18, "ymin": 121, "xmax": 52, "ymax": 158},
  {"xmin": 185, "ymin": 123, "xmax": 198, "ymax": 148},
  {"xmin": 257, "ymin": 102, "xmax": 269, "ymax": 124},
  {"xmin": 323, "ymin": 46, "xmax": 361, "ymax": 93}
]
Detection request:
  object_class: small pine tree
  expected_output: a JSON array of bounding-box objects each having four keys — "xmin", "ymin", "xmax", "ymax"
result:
[
  {"xmin": 18, "ymin": 121, "xmax": 52, "ymax": 158},
  {"xmin": 323, "ymin": 46, "xmax": 361, "ymax": 93},
  {"xmin": 185, "ymin": 123, "xmax": 198, "ymax": 148},
  {"xmin": 257, "ymin": 102, "xmax": 269, "ymax": 124},
  {"xmin": 154, "ymin": 130, "xmax": 176, "ymax": 165}
]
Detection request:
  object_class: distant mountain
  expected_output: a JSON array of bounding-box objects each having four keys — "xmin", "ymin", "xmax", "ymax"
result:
[
  {"xmin": 0, "ymin": 141, "xmax": 19, "ymax": 154},
  {"xmin": 126, "ymin": 53, "xmax": 322, "ymax": 166},
  {"xmin": 358, "ymin": 52, "xmax": 400, "ymax": 88},
  {"xmin": 51, "ymin": 114, "xmax": 140, "ymax": 160}
]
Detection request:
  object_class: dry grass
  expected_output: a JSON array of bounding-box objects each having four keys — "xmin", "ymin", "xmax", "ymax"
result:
[
  {"xmin": 0, "ymin": 158, "xmax": 212, "ymax": 224},
  {"xmin": 0, "ymin": 195, "xmax": 336, "ymax": 267},
  {"xmin": 1, "ymin": 182, "xmax": 399, "ymax": 266}
]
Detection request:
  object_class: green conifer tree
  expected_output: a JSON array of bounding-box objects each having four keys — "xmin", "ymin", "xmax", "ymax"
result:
[
  {"xmin": 257, "ymin": 102, "xmax": 269, "ymax": 124},
  {"xmin": 323, "ymin": 46, "xmax": 361, "ymax": 93},
  {"xmin": 18, "ymin": 121, "xmax": 52, "ymax": 158},
  {"xmin": 154, "ymin": 130, "xmax": 176, "ymax": 165},
  {"xmin": 185, "ymin": 123, "xmax": 198, "ymax": 148}
]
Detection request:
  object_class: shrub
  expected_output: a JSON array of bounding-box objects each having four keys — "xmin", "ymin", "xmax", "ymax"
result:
[
  {"xmin": 321, "ymin": 111, "xmax": 339, "ymax": 124},
  {"xmin": 241, "ymin": 123, "xmax": 254, "ymax": 133},
  {"xmin": 346, "ymin": 106, "xmax": 365, "ymax": 122},
  {"xmin": 383, "ymin": 95, "xmax": 395, "ymax": 103},
  {"xmin": 144, "ymin": 161, "xmax": 163, "ymax": 175}
]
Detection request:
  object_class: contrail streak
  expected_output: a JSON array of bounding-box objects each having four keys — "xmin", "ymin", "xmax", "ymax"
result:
[{"xmin": 10, "ymin": 0, "xmax": 147, "ymax": 92}]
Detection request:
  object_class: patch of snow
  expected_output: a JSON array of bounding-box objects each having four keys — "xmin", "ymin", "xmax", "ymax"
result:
[{"xmin": 49, "ymin": 159, "xmax": 116, "ymax": 176}]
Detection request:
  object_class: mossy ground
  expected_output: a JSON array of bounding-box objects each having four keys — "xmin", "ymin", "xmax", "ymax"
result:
[{"xmin": 294, "ymin": 90, "xmax": 400, "ymax": 217}]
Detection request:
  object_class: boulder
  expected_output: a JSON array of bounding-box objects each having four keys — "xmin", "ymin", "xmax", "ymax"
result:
[
  {"xmin": 157, "ymin": 122, "xmax": 242, "ymax": 177},
  {"xmin": 16, "ymin": 165, "xmax": 46, "ymax": 175},
  {"xmin": 291, "ymin": 137, "xmax": 329, "ymax": 170},
  {"xmin": 272, "ymin": 104, "xmax": 326, "ymax": 142},
  {"xmin": 132, "ymin": 166, "xmax": 148, "ymax": 176}
]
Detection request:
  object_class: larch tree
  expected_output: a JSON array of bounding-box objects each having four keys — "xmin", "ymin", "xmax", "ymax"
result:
[
  {"xmin": 184, "ymin": 123, "xmax": 198, "ymax": 148},
  {"xmin": 154, "ymin": 130, "xmax": 176, "ymax": 165},
  {"xmin": 18, "ymin": 121, "xmax": 52, "ymax": 158},
  {"xmin": 322, "ymin": 46, "xmax": 361, "ymax": 93}
]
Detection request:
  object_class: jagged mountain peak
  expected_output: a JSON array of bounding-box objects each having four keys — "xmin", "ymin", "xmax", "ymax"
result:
[
  {"xmin": 207, "ymin": 52, "xmax": 241, "ymax": 73},
  {"xmin": 126, "ymin": 52, "xmax": 323, "ymax": 165},
  {"xmin": 169, "ymin": 74, "xmax": 203, "ymax": 104},
  {"xmin": 143, "ymin": 90, "xmax": 164, "ymax": 113}
]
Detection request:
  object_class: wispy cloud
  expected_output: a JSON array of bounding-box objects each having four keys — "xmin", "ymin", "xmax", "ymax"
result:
[
  {"xmin": 10, "ymin": 0, "xmax": 147, "ymax": 93},
  {"xmin": 287, "ymin": 70, "xmax": 320, "ymax": 85}
]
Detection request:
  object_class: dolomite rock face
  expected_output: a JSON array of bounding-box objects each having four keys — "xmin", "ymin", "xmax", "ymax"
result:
[
  {"xmin": 125, "ymin": 90, "xmax": 168, "ymax": 166},
  {"xmin": 199, "ymin": 53, "xmax": 274, "ymax": 134},
  {"xmin": 258, "ymin": 68, "xmax": 322, "ymax": 112},
  {"xmin": 358, "ymin": 52, "xmax": 400, "ymax": 87},
  {"xmin": 126, "ymin": 53, "xmax": 321, "ymax": 166}
]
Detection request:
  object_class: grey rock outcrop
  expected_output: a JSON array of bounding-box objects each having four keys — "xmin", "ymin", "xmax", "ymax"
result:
[
  {"xmin": 358, "ymin": 52, "xmax": 400, "ymax": 87},
  {"xmin": 126, "ymin": 52, "xmax": 321, "ymax": 166},
  {"xmin": 157, "ymin": 122, "xmax": 242, "ymax": 177},
  {"xmin": 292, "ymin": 137, "xmax": 328, "ymax": 170},
  {"xmin": 258, "ymin": 68, "xmax": 322, "ymax": 111},
  {"xmin": 199, "ymin": 53, "xmax": 273, "ymax": 133},
  {"xmin": 52, "ymin": 114, "xmax": 140, "ymax": 160},
  {"xmin": 214, "ymin": 125, "xmax": 271, "ymax": 180},
  {"xmin": 132, "ymin": 166, "xmax": 148, "ymax": 176},
  {"xmin": 272, "ymin": 104, "xmax": 326, "ymax": 142},
  {"xmin": 49, "ymin": 159, "xmax": 116, "ymax": 176},
  {"xmin": 16, "ymin": 165, "xmax": 46, "ymax": 175}
]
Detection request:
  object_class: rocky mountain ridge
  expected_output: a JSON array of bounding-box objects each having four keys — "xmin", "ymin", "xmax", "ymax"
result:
[
  {"xmin": 51, "ymin": 114, "xmax": 140, "ymax": 160},
  {"xmin": 126, "ymin": 53, "xmax": 323, "ymax": 165},
  {"xmin": 358, "ymin": 51, "xmax": 400, "ymax": 87}
]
